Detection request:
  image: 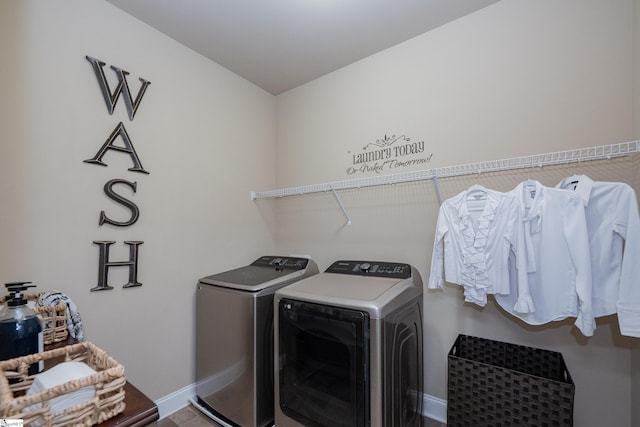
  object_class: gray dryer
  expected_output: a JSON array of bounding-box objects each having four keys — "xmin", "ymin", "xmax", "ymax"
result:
[{"xmin": 275, "ymin": 260, "xmax": 424, "ymax": 427}]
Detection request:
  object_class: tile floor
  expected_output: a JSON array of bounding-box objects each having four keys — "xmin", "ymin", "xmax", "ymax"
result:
[
  {"xmin": 156, "ymin": 404, "xmax": 222, "ymax": 427},
  {"xmin": 156, "ymin": 404, "xmax": 446, "ymax": 426}
]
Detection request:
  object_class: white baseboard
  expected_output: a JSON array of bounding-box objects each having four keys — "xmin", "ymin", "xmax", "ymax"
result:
[
  {"xmin": 155, "ymin": 385, "xmax": 447, "ymax": 424},
  {"xmin": 154, "ymin": 383, "xmax": 196, "ymax": 419},
  {"xmin": 423, "ymin": 393, "xmax": 447, "ymax": 423}
]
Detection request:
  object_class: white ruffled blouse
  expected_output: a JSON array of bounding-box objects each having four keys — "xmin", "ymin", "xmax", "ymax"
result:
[{"xmin": 428, "ymin": 186, "xmax": 532, "ymax": 311}]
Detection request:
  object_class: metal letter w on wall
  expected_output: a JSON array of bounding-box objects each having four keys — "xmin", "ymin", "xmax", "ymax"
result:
[{"xmin": 86, "ymin": 55, "xmax": 151, "ymax": 121}]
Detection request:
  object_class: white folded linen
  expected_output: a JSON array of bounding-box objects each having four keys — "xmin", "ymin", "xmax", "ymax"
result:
[{"xmin": 26, "ymin": 361, "xmax": 96, "ymax": 423}]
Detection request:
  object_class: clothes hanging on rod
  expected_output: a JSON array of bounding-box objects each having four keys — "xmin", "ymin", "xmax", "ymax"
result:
[
  {"xmin": 494, "ymin": 180, "xmax": 594, "ymax": 337},
  {"xmin": 427, "ymin": 185, "xmax": 533, "ymax": 311},
  {"xmin": 556, "ymin": 175, "xmax": 640, "ymax": 338},
  {"xmin": 431, "ymin": 176, "xmax": 640, "ymax": 338}
]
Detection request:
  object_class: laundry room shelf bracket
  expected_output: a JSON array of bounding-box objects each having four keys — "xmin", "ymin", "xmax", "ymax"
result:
[
  {"xmin": 330, "ymin": 184, "xmax": 352, "ymax": 225},
  {"xmin": 250, "ymin": 140, "xmax": 640, "ymax": 217}
]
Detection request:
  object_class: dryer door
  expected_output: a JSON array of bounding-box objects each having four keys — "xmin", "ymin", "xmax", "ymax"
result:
[{"xmin": 278, "ymin": 299, "xmax": 370, "ymax": 427}]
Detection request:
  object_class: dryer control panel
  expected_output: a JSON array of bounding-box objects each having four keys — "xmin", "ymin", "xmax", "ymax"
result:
[
  {"xmin": 325, "ymin": 260, "xmax": 412, "ymax": 279},
  {"xmin": 251, "ymin": 256, "xmax": 309, "ymax": 270}
]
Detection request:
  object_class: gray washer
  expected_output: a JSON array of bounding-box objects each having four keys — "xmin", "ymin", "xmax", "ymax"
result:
[{"xmin": 193, "ymin": 256, "xmax": 318, "ymax": 427}]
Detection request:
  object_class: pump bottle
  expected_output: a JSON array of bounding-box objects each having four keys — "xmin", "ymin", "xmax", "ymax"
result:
[{"xmin": 0, "ymin": 281, "xmax": 44, "ymax": 376}]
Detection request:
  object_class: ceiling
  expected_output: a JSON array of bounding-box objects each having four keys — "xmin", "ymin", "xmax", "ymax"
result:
[{"xmin": 106, "ymin": 0, "xmax": 500, "ymax": 95}]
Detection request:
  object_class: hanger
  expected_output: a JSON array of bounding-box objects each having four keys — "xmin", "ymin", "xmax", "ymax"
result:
[
  {"xmin": 558, "ymin": 174, "xmax": 582, "ymax": 191},
  {"xmin": 466, "ymin": 184, "xmax": 487, "ymax": 201},
  {"xmin": 466, "ymin": 184, "xmax": 488, "ymax": 213},
  {"xmin": 522, "ymin": 179, "xmax": 538, "ymax": 199},
  {"xmin": 465, "ymin": 185, "xmax": 488, "ymax": 214}
]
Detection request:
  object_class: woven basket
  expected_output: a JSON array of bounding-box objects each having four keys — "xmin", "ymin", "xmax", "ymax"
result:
[
  {"xmin": 0, "ymin": 342, "xmax": 126, "ymax": 426},
  {"xmin": 447, "ymin": 334, "xmax": 574, "ymax": 427},
  {"xmin": 0, "ymin": 293, "xmax": 68, "ymax": 345}
]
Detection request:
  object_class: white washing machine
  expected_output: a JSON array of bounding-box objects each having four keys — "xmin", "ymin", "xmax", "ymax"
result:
[
  {"xmin": 274, "ymin": 260, "xmax": 424, "ymax": 427},
  {"xmin": 193, "ymin": 256, "xmax": 318, "ymax": 427}
]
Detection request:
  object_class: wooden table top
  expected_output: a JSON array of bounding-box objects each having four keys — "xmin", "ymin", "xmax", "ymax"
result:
[{"xmin": 101, "ymin": 381, "xmax": 159, "ymax": 427}]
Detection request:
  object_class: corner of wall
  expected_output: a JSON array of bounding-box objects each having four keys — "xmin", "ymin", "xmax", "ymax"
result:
[
  {"xmin": 632, "ymin": 6, "xmax": 640, "ymax": 427},
  {"xmin": 635, "ymin": 0, "xmax": 640, "ymax": 138},
  {"xmin": 634, "ymin": 338, "xmax": 640, "ymax": 427}
]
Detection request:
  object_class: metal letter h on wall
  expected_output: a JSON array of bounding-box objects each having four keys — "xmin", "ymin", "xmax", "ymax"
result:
[{"xmin": 91, "ymin": 241, "xmax": 144, "ymax": 291}]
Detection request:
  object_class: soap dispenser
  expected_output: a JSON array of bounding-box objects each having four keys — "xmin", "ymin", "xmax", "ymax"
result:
[{"xmin": 0, "ymin": 281, "xmax": 44, "ymax": 375}]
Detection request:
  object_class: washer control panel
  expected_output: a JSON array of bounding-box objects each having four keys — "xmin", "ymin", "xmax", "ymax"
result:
[
  {"xmin": 251, "ymin": 256, "xmax": 309, "ymax": 270},
  {"xmin": 325, "ymin": 260, "xmax": 412, "ymax": 279}
]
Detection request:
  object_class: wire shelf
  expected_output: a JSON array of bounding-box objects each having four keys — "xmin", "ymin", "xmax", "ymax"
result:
[{"xmin": 251, "ymin": 141, "xmax": 640, "ymax": 200}]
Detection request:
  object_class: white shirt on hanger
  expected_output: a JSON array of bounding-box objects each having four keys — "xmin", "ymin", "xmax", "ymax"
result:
[
  {"xmin": 495, "ymin": 180, "xmax": 595, "ymax": 336},
  {"xmin": 556, "ymin": 174, "xmax": 640, "ymax": 337},
  {"xmin": 428, "ymin": 185, "xmax": 532, "ymax": 311}
]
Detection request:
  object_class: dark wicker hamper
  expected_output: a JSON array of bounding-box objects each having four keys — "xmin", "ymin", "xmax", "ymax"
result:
[{"xmin": 447, "ymin": 334, "xmax": 574, "ymax": 427}]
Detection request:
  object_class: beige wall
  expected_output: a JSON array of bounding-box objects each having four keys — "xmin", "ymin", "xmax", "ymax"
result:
[
  {"xmin": 2, "ymin": 0, "xmax": 639, "ymax": 425},
  {"xmin": 0, "ymin": 0, "xmax": 277, "ymax": 400},
  {"xmin": 273, "ymin": 0, "xmax": 637, "ymax": 426},
  {"xmin": 632, "ymin": 0, "xmax": 640, "ymax": 425}
]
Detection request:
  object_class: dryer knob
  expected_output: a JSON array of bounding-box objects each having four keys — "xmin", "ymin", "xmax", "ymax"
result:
[{"xmin": 360, "ymin": 262, "xmax": 371, "ymax": 272}]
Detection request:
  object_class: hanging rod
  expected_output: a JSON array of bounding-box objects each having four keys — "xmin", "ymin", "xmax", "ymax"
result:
[{"xmin": 251, "ymin": 140, "xmax": 640, "ymax": 201}]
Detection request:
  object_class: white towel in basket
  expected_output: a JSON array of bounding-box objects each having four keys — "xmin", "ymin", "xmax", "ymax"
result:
[{"xmin": 37, "ymin": 291, "xmax": 83, "ymax": 341}]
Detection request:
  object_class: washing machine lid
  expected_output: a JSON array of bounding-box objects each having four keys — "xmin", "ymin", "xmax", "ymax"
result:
[
  {"xmin": 199, "ymin": 256, "xmax": 317, "ymax": 291},
  {"xmin": 276, "ymin": 260, "xmax": 421, "ymax": 315}
]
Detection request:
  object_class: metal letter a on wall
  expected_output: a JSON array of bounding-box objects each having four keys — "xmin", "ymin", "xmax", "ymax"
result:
[{"xmin": 84, "ymin": 122, "xmax": 149, "ymax": 174}]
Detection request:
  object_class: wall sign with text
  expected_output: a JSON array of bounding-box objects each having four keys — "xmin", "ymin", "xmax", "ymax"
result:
[
  {"xmin": 85, "ymin": 55, "xmax": 150, "ymax": 292},
  {"xmin": 346, "ymin": 134, "xmax": 433, "ymax": 176}
]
